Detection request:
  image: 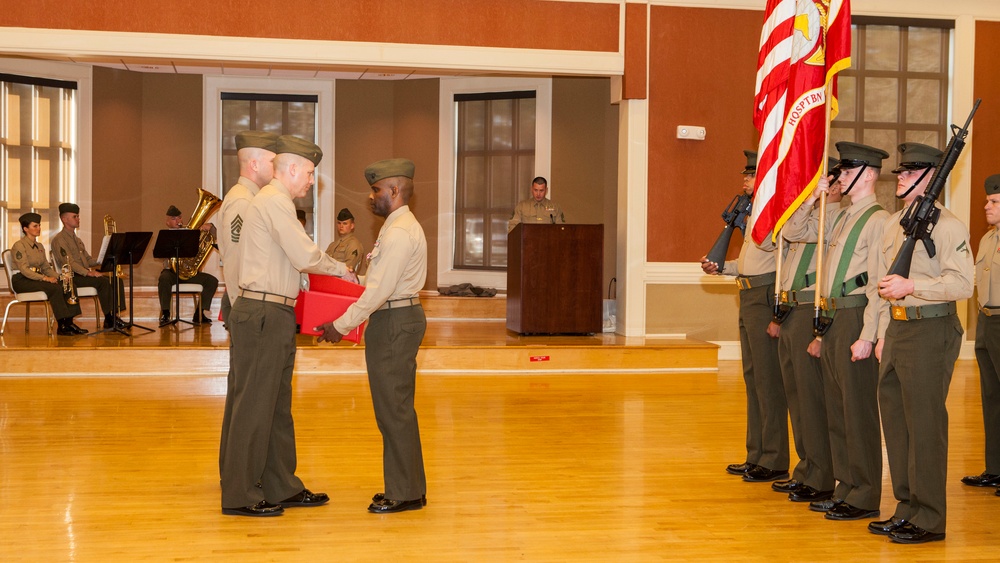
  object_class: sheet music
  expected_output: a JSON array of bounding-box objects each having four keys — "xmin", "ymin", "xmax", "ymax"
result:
[{"xmin": 96, "ymin": 234, "xmax": 112, "ymax": 268}]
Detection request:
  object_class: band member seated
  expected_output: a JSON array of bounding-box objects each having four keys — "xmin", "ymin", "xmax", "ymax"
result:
[
  {"xmin": 157, "ymin": 205, "xmax": 219, "ymax": 327},
  {"xmin": 50, "ymin": 202, "xmax": 126, "ymax": 329},
  {"xmin": 325, "ymin": 207, "xmax": 365, "ymax": 272},
  {"xmin": 9, "ymin": 212, "xmax": 88, "ymax": 335}
]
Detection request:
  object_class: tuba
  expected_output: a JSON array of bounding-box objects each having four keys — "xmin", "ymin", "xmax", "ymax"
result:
[{"xmin": 171, "ymin": 188, "xmax": 223, "ymax": 280}]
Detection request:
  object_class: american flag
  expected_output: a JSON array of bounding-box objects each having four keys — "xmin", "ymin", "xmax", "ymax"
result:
[{"xmin": 750, "ymin": 0, "xmax": 851, "ymax": 244}]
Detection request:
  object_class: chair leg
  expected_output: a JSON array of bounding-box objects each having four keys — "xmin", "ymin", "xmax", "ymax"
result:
[
  {"xmin": 45, "ymin": 301, "xmax": 53, "ymax": 336},
  {"xmin": 1, "ymin": 299, "xmax": 17, "ymax": 335},
  {"xmin": 194, "ymin": 295, "xmax": 202, "ymax": 323},
  {"xmin": 92, "ymin": 295, "xmax": 101, "ymax": 329}
]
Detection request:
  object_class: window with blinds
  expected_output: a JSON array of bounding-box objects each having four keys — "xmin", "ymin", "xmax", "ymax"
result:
[
  {"xmin": 453, "ymin": 91, "xmax": 536, "ymax": 270},
  {"xmin": 831, "ymin": 18, "xmax": 952, "ymax": 213},
  {"xmin": 220, "ymin": 93, "xmax": 318, "ymax": 236},
  {"xmin": 1, "ymin": 73, "xmax": 77, "ymax": 253}
]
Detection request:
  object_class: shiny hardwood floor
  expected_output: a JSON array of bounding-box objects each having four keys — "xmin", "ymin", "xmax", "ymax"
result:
[{"xmin": 0, "ymin": 361, "xmax": 996, "ymax": 561}]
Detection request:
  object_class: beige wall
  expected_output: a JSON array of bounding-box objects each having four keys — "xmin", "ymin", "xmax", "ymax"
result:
[{"xmin": 645, "ymin": 283, "xmax": 740, "ymax": 342}]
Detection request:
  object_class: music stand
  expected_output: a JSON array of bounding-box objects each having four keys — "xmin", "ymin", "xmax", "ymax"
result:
[
  {"xmin": 153, "ymin": 229, "xmax": 201, "ymax": 328},
  {"xmin": 94, "ymin": 231, "xmax": 155, "ymax": 336}
]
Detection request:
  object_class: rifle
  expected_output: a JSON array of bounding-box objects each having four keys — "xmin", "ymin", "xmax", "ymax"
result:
[
  {"xmin": 887, "ymin": 99, "xmax": 981, "ymax": 277},
  {"xmin": 705, "ymin": 193, "xmax": 753, "ymax": 270}
]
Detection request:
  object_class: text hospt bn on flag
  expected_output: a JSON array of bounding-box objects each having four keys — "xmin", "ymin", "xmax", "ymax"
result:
[{"xmin": 750, "ymin": 0, "xmax": 851, "ymax": 244}]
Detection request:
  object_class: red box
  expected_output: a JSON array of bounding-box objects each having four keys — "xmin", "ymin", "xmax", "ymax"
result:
[
  {"xmin": 298, "ymin": 290, "xmax": 365, "ymax": 343},
  {"xmin": 309, "ymin": 273, "xmax": 365, "ymax": 297}
]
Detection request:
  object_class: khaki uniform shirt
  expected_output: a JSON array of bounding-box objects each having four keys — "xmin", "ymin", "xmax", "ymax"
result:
[
  {"xmin": 508, "ymin": 198, "xmax": 564, "ymax": 232},
  {"xmin": 779, "ymin": 203, "xmax": 845, "ymax": 291},
  {"xmin": 722, "ymin": 213, "xmax": 776, "ymax": 276},
  {"xmin": 876, "ymin": 204, "xmax": 974, "ymax": 339},
  {"xmin": 977, "ymin": 227, "xmax": 1000, "ymax": 308},
  {"xmin": 219, "ymin": 177, "xmax": 261, "ymax": 302},
  {"xmin": 333, "ymin": 205, "xmax": 427, "ymax": 334},
  {"xmin": 325, "ymin": 232, "xmax": 365, "ymax": 272},
  {"xmin": 10, "ymin": 237, "xmax": 56, "ymax": 280},
  {"xmin": 51, "ymin": 229, "xmax": 98, "ymax": 275},
  {"xmin": 239, "ymin": 179, "xmax": 348, "ymax": 300}
]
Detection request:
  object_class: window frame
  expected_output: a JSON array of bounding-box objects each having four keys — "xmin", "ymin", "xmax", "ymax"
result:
[
  {"xmin": 437, "ymin": 77, "xmax": 552, "ymax": 290},
  {"xmin": 202, "ymin": 76, "xmax": 335, "ymax": 246}
]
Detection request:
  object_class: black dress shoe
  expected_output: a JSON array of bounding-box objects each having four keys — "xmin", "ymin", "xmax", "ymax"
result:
[
  {"xmin": 159, "ymin": 311, "xmax": 171, "ymax": 327},
  {"xmin": 788, "ymin": 485, "xmax": 834, "ymax": 503},
  {"xmin": 960, "ymin": 471, "xmax": 1000, "ymax": 487},
  {"xmin": 56, "ymin": 320, "xmax": 77, "ymax": 336},
  {"xmin": 193, "ymin": 311, "xmax": 212, "ymax": 324},
  {"xmin": 280, "ymin": 488, "xmax": 329, "ymax": 507},
  {"xmin": 103, "ymin": 315, "xmax": 127, "ymax": 330},
  {"xmin": 889, "ymin": 522, "xmax": 945, "ymax": 544},
  {"xmin": 771, "ymin": 479, "xmax": 802, "ymax": 493},
  {"xmin": 222, "ymin": 500, "xmax": 284, "ymax": 517},
  {"xmin": 868, "ymin": 516, "xmax": 906, "ymax": 536},
  {"xmin": 824, "ymin": 502, "xmax": 879, "ymax": 520},
  {"xmin": 373, "ymin": 492, "xmax": 427, "ymax": 506},
  {"xmin": 69, "ymin": 322, "xmax": 89, "ymax": 335},
  {"xmin": 368, "ymin": 497, "xmax": 425, "ymax": 513},
  {"xmin": 726, "ymin": 462, "xmax": 755, "ymax": 475},
  {"xmin": 808, "ymin": 498, "xmax": 843, "ymax": 513},
  {"xmin": 742, "ymin": 465, "xmax": 789, "ymax": 482}
]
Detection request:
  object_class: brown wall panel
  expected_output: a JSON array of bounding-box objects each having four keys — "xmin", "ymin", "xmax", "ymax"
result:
[
  {"xmin": 623, "ymin": 2, "xmax": 647, "ymax": 100},
  {"xmin": 92, "ymin": 67, "xmax": 142, "ymax": 248},
  {"xmin": 647, "ymin": 6, "xmax": 761, "ymax": 263},
  {"xmin": 971, "ymin": 21, "xmax": 1000, "ymax": 255},
  {"xmin": 552, "ymin": 77, "xmax": 618, "ymax": 292},
  {"xmin": 393, "ymin": 79, "xmax": 440, "ymax": 291},
  {"xmin": 1, "ymin": 0, "xmax": 618, "ymax": 53}
]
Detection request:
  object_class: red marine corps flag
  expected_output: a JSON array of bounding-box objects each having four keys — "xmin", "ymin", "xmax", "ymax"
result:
[{"xmin": 750, "ymin": 0, "xmax": 851, "ymax": 244}]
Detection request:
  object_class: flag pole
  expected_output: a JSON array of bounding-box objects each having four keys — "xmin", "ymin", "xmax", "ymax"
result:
[
  {"xmin": 813, "ymin": 79, "xmax": 834, "ymax": 326},
  {"xmin": 774, "ymin": 230, "xmax": 784, "ymax": 312}
]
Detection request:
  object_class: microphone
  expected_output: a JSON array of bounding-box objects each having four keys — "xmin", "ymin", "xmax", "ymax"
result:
[{"xmin": 550, "ymin": 214, "xmax": 555, "ymax": 224}]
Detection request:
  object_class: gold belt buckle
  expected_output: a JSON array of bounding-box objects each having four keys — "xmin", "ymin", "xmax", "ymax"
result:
[
  {"xmin": 819, "ymin": 297, "xmax": 830, "ymax": 311},
  {"xmin": 891, "ymin": 305, "xmax": 908, "ymax": 321},
  {"xmin": 735, "ymin": 278, "xmax": 748, "ymax": 290},
  {"xmin": 780, "ymin": 290, "xmax": 789, "ymax": 303},
  {"xmin": 984, "ymin": 307, "xmax": 995, "ymax": 317}
]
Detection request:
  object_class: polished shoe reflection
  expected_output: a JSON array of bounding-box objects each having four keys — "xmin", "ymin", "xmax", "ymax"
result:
[
  {"xmin": 824, "ymin": 502, "xmax": 879, "ymax": 521},
  {"xmin": 742, "ymin": 465, "xmax": 788, "ymax": 482},
  {"xmin": 788, "ymin": 485, "xmax": 833, "ymax": 503},
  {"xmin": 725, "ymin": 462, "xmax": 755, "ymax": 475},
  {"xmin": 960, "ymin": 471, "xmax": 1000, "ymax": 487},
  {"xmin": 808, "ymin": 498, "xmax": 842, "ymax": 513},
  {"xmin": 888, "ymin": 522, "xmax": 945, "ymax": 544},
  {"xmin": 867, "ymin": 516, "xmax": 906, "ymax": 536},
  {"xmin": 770, "ymin": 479, "xmax": 801, "ymax": 493},
  {"xmin": 280, "ymin": 488, "xmax": 329, "ymax": 507},
  {"xmin": 222, "ymin": 500, "xmax": 284, "ymax": 517},
  {"xmin": 368, "ymin": 493, "xmax": 427, "ymax": 514}
]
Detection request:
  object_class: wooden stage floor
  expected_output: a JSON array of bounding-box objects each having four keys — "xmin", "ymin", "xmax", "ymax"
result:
[{"xmin": 0, "ymin": 361, "xmax": 995, "ymax": 561}]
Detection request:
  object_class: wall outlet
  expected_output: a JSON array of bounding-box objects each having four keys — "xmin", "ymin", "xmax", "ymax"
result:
[{"xmin": 676, "ymin": 125, "xmax": 706, "ymax": 140}]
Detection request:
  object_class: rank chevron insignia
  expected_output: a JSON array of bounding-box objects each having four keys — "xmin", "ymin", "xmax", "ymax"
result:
[{"xmin": 230, "ymin": 215, "xmax": 243, "ymax": 243}]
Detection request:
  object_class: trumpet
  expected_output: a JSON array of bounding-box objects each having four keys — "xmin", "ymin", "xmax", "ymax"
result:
[{"xmin": 60, "ymin": 264, "xmax": 79, "ymax": 305}]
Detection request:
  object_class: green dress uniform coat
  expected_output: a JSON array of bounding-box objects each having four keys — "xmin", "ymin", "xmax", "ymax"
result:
[{"xmin": 876, "ymin": 204, "xmax": 973, "ymax": 534}]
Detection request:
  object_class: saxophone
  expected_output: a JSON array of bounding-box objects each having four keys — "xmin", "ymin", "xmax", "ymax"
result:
[
  {"xmin": 171, "ymin": 188, "xmax": 223, "ymax": 280},
  {"xmin": 60, "ymin": 264, "xmax": 79, "ymax": 305}
]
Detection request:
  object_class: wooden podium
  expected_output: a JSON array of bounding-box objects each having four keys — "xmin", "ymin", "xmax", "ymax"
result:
[{"xmin": 506, "ymin": 223, "xmax": 603, "ymax": 334}]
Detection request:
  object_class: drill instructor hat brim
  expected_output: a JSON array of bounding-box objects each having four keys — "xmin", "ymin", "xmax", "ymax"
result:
[
  {"xmin": 277, "ymin": 135, "xmax": 323, "ymax": 166},
  {"xmin": 235, "ymin": 130, "xmax": 279, "ymax": 152},
  {"xmin": 364, "ymin": 158, "xmax": 415, "ymax": 185}
]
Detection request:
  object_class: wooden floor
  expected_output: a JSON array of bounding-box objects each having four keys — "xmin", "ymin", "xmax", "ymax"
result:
[{"xmin": 0, "ymin": 360, "xmax": 996, "ymax": 561}]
